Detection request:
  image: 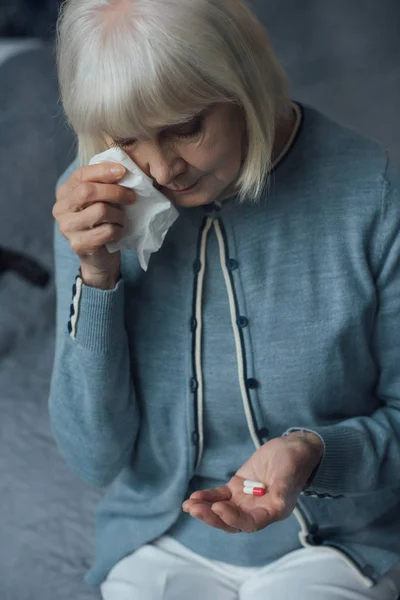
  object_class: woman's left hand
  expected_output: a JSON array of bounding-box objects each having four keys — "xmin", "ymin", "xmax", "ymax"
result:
[{"xmin": 182, "ymin": 431, "xmax": 324, "ymax": 533}]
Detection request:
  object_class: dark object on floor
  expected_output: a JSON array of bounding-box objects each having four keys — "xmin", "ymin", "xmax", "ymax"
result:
[{"xmin": 0, "ymin": 246, "xmax": 50, "ymax": 287}]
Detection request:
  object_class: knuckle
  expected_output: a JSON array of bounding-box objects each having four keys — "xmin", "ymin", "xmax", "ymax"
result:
[
  {"xmin": 60, "ymin": 216, "xmax": 73, "ymax": 234},
  {"xmin": 70, "ymin": 238, "xmax": 82, "ymax": 255},
  {"xmin": 103, "ymin": 223, "xmax": 115, "ymax": 238},
  {"xmin": 114, "ymin": 185, "xmax": 127, "ymax": 202},
  {"xmin": 95, "ymin": 202, "xmax": 108, "ymax": 221},
  {"xmin": 79, "ymin": 182, "xmax": 94, "ymax": 203}
]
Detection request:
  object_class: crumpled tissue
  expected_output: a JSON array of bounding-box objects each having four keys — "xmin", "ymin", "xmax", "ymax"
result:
[{"xmin": 89, "ymin": 147, "xmax": 179, "ymax": 271}]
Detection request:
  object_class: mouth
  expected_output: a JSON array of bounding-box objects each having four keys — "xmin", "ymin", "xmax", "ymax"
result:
[{"xmin": 169, "ymin": 179, "xmax": 201, "ymax": 194}]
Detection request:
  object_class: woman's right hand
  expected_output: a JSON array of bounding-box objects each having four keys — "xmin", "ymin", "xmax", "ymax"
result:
[{"xmin": 53, "ymin": 162, "xmax": 136, "ymax": 289}]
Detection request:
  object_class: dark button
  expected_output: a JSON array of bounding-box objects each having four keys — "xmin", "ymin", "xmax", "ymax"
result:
[
  {"xmin": 190, "ymin": 378, "xmax": 198, "ymax": 393},
  {"xmin": 67, "ymin": 321, "xmax": 72, "ymax": 334},
  {"xmin": 362, "ymin": 565, "xmax": 377, "ymax": 581},
  {"xmin": 69, "ymin": 304, "xmax": 75, "ymax": 318},
  {"xmin": 237, "ymin": 316, "xmax": 249, "ymax": 328},
  {"xmin": 227, "ymin": 258, "xmax": 239, "ymax": 271},
  {"xmin": 247, "ymin": 378, "xmax": 259, "ymax": 389},
  {"xmin": 258, "ymin": 427, "xmax": 269, "ymax": 439},
  {"xmin": 193, "ymin": 259, "xmax": 201, "ymax": 274},
  {"xmin": 307, "ymin": 533, "xmax": 323, "ymax": 545},
  {"xmin": 192, "ymin": 431, "xmax": 199, "ymax": 445},
  {"xmin": 72, "ymin": 283, "xmax": 77, "ymax": 296},
  {"xmin": 190, "ymin": 317, "xmax": 197, "ymax": 332}
]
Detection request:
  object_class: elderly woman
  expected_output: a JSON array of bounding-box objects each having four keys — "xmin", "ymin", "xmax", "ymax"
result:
[{"xmin": 49, "ymin": 0, "xmax": 400, "ymax": 598}]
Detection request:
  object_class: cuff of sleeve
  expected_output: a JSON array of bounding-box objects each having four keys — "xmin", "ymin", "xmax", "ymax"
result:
[
  {"xmin": 67, "ymin": 273, "xmax": 125, "ymax": 353},
  {"xmin": 284, "ymin": 425, "xmax": 365, "ymax": 496}
]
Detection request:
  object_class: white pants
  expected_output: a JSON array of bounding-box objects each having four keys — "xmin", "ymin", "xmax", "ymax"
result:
[{"xmin": 100, "ymin": 536, "xmax": 400, "ymax": 600}]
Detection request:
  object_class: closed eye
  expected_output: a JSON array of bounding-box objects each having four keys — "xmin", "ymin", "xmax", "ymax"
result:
[
  {"xmin": 111, "ymin": 138, "xmax": 137, "ymax": 150},
  {"xmin": 110, "ymin": 115, "xmax": 204, "ymax": 150},
  {"xmin": 167, "ymin": 116, "xmax": 203, "ymax": 139}
]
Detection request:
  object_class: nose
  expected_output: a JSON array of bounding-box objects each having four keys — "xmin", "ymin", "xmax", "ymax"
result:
[{"xmin": 134, "ymin": 140, "xmax": 186, "ymax": 188}]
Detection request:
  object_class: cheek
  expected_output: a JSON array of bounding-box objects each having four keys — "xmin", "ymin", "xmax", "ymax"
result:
[
  {"xmin": 184, "ymin": 136, "xmax": 242, "ymax": 180},
  {"xmin": 208, "ymin": 141, "xmax": 242, "ymax": 182}
]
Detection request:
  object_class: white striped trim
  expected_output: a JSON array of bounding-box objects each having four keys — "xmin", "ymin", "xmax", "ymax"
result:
[
  {"xmin": 212, "ymin": 218, "xmax": 374, "ymax": 588},
  {"xmin": 213, "ymin": 220, "xmax": 260, "ymax": 450},
  {"xmin": 70, "ymin": 276, "xmax": 83, "ymax": 340},
  {"xmin": 193, "ymin": 218, "xmax": 213, "ymax": 469},
  {"xmin": 213, "ymin": 219, "xmax": 313, "ymax": 549}
]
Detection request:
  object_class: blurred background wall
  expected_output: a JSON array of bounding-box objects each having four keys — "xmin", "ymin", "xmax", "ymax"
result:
[
  {"xmin": 0, "ymin": 0, "xmax": 61, "ymax": 37},
  {"xmin": 253, "ymin": 0, "xmax": 400, "ymax": 161}
]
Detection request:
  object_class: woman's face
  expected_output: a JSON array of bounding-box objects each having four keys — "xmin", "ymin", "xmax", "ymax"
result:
[{"xmin": 106, "ymin": 103, "xmax": 246, "ymax": 207}]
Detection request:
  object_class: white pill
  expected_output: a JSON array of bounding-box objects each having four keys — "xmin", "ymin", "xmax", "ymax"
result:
[{"xmin": 244, "ymin": 480, "xmax": 265, "ymax": 489}]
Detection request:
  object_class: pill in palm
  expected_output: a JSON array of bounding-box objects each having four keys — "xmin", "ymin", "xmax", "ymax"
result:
[
  {"xmin": 244, "ymin": 480, "xmax": 266, "ymax": 489},
  {"xmin": 243, "ymin": 486, "xmax": 266, "ymax": 496}
]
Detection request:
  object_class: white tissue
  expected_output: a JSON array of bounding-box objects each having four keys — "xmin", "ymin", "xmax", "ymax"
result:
[{"xmin": 89, "ymin": 147, "xmax": 179, "ymax": 271}]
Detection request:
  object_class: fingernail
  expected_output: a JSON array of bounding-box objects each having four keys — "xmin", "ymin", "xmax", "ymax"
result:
[{"xmin": 111, "ymin": 165, "xmax": 125, "ymax": 175}]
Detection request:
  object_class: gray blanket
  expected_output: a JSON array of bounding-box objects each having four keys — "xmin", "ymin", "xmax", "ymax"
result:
[
  {"xmin": 1, "ymin": 2, "xmax": 399, "ymax": 598},
  {"xmin": 0, "ymin": 45, "xmax": 102, "ymax": 600}
]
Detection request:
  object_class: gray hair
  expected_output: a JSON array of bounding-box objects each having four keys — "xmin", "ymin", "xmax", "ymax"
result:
[{"xmin": 56, "ymin": 0, "xmax": 291, "ymax": 201}]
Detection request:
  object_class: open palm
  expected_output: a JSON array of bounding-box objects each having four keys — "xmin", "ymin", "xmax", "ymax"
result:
[{"xmin": 182, "ymin": 432, "xmax": 323, "ymax": 533}]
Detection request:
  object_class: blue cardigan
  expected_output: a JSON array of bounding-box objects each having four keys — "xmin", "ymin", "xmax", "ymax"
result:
[{"xmin": 49, "ymin": 105, "xmax": 400, "ymax": 587}]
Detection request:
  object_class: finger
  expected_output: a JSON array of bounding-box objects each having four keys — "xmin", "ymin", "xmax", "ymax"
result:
[
  {"xmin": 55, "ymin": 176, "xmax": 136, "ymax": 219},
  {"xmin": 211, "ymin": 501, "xmax": 270, "ymax": 533},
  {"xmin": 69, "ymin": 223, "xmax": 125, "ymax": 256},
  {"xmin": 189, "ymin": 486, "xmax": 232, "ymax": 503},
  {"xmin": 183, "ymin": 500, "xmax": 240, "ymax": 534},
  {"xmin": 56, "ymin": 163, "xmax": 127, "ymax": 210},
  {"xmin": 61, "ymin": 202, "xmax": 128, "ymax": 235},
  {"xmin": 182, "ymin": 498, "xmax": 209, "ymax": 512},
  {"xmin": 72, "ymin": 162, "xmax": 127, "ymax": 187},
  {"xmin": 71, "ymin": 182, "xmax": 136, "ymax": 213}
]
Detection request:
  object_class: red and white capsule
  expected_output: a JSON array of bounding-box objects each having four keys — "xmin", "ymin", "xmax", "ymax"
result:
[{"xmin": 243, "ymin": 480, "xmax": 266, "ymax": 497}]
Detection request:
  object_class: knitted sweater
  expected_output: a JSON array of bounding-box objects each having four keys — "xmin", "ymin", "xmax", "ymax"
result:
[{"xmin": 49, "ymin": 105, "xmax": 400, "ymax": 587}]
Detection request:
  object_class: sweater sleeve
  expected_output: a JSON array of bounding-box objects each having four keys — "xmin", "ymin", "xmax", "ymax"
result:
[
  {"xmin": 285, "ymin": 156, "xmax": 400, "ymax": 497},
  {"xmin": 48, "ymin": 162, "xmax": 140, "ymax": 488}
]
